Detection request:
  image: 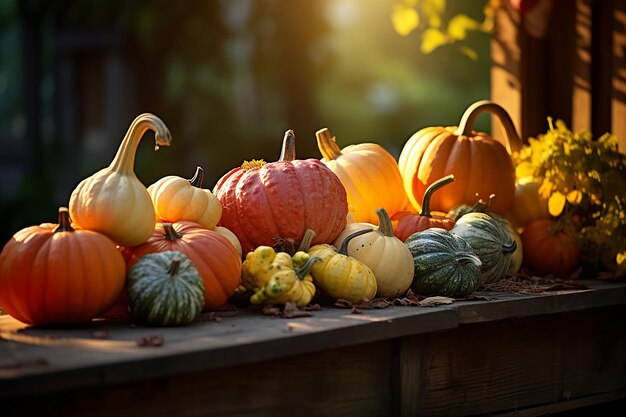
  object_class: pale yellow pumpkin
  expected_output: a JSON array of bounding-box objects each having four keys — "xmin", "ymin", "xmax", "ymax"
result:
[
  {"xmin": 148, "ymin": 166, "xmax": 222, "ymax": 230},
  {"xmin": 509, "ymin": 177, "xmax": 550, "ymax": 227},
  {"xmin": 316, "ymin": 128, "xmax": 409, "ymax": 224},
  {"xmin": 69, "ymin": 114, "xmax": 172, "ymax": 247},
  {"xmin": 333, "ymin": 208, "xmax": 414, "ymax": 297},
  {"xmin": 214, "ymin": 226, "xmax": 243, "ymax": 257}
]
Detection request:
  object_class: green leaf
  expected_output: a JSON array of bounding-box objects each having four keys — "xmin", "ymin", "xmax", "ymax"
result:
[
  {"xmin": 447, "ymin": 14, "xmax": 480, "ymax": 40},
  {"xmin": 420, "ymin": 28, "xmax": 448, "ymax": 53},
  {"xmin": 549, "ymin": 192, "xmax": 566, "ymax": 217},
  {"xmin": 392, "ymin": 5, "xmax": 420, "ymax": 36}
]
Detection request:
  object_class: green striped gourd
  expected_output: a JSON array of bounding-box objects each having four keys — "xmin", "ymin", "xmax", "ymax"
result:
[
  {"xmin": 404, "ymin": 228, "xmax": 482, "ymax": 297},
  {"xmin": 451, "ymin": 212, "xmax": 517, "ymax": 284},
  {"xmin": 127, "ymin": 251, "xmax": 205, "ymax": 326}
]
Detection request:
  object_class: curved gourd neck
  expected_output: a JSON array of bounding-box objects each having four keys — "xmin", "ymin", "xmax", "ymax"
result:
[
  {"xmin": 295, "ymin": 256, "xmax": 321, "ymax": 280},
  {"xmin": 420, "ymin": 175, "xmax": 455, "ymax": 217},
  {"xmin": 454, "ymin": 100, "xmax": 523, "ymax": 154},
  {"xmin": 338, "ymin": 229, "xmax": 373, "ymax": 255},
  {"xmin": 189, "ymin": 166, "xmax": 204, "ymax": 188},
  {"xmin": 110, "ymin": 113, "xmax": 172, "ymax": 174},
  {"xmin": 376, "ymin": 208, "xmax": 395, "ymax": 237},
  {"xmin": 316, "ymin": 128, "xmax": 342, "ymax": 161},
  {"xmin": 456, "ymin": 252, "xmax": 482, "ymax": 268}
]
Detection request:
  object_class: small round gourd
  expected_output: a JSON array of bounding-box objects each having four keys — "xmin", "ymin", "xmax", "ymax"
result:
[
  {"xmin": 451, "ymin": 212, "xmax": 517, "ymax": 284},
  {"xmin": 127, "ymin": 251, "xmax": 205, "ymax": 326},
  {"xmin": 404, "ymin": 228, "xmax": 482, "ymax": 297}
]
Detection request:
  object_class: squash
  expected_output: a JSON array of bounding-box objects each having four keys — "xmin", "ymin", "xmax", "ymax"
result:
[
  {"xmin": 129, "ymin": 221, "xmax": 242, "ymax": 309},
  {"xmin": 148, "ymin": 166, "xmax": 222, "ymax": 230},
  {"xmin": 391, "ymin": 175, "xmax": 456, "ymax": 241},
  {"xmin": 398, "ymin": 101, "xmax": 522, "ymax": 215},
  {"xmin": 214, "ymin": 226, "xmax": 243, "ymax": 258},
  {"xmin": 333, "ymin": 208, "xmax": 414, "ymax": 297},
  {"xmin": 127, "ymin": 251, "xmax": 205, "ymax": 326},
  {"xmin": 451, "ymin": 212, "xmax": 517, "ymax": 284},
  {"xmin": 0, "ymin": 207, "xmax": 125, "ymax": 325},
  {"xmin": 214, "ymin": 130, "xmax": 348, "ymax": 254},
  {"xmin": 521, "ymin": 219, "xmax": 580, "ymax": 276},
  {"xmin": 307, "ymin": 229, "xmax": 377, "ymax": 303},
  {"xmin": 316, "ymin": 128, "xmax": 409, "ymax": 223},
  {"xmin": 509, "ymin": 177, "xmax": 550, "ymax": 227},
  {"xmin": 404, "ymin": 228, "xmax": 482, "ymax": 297},
  {"xmin": 69, "ymin": 113, "xmax": 172, "ymax": 247}
]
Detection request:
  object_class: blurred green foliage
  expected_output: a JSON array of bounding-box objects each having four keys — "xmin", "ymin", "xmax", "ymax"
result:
[{"xmin": 0, "ymin": 0, "xmax": 491, "ymax": 244}]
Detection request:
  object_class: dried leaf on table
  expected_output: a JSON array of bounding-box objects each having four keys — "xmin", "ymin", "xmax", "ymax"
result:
[
  {"xmin": 136, "ymin": 334, "xmax": 164, "ymax": 347},
  {"xmin": 419, "ymin": 296, "xmax": 454, "ymax": 307},
  {"xmin": 282, "ymin": 302, "xmax": 313, "ymax": 318}
]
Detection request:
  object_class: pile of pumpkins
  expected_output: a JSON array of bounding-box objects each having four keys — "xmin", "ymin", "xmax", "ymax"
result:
[{"xmin": 0, "ymin": 102, "xmax": 579, "ymax": 327}]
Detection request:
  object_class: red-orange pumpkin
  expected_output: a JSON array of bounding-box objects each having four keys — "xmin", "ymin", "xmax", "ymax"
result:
[
  {"xmin": 391, "ymin": 175, "xmax": 456, "ymax": 241},
  {"xmin": 398, "ymin": 101, "xmax": 523, "ymax": 215},
  {"xmin": 214, "ymin": 130, "xmax": 349, "ymax": 254},
  {"xmin": 521, "ymin": 219, "xmax": 580, "ymax": 277},
  {"xmin": 0, "ymin": 207, "xmax": 125, "ymax": 325},
  {"xmin": 129, "ymin": 221, "xmax": 242, "ymax": 309}
]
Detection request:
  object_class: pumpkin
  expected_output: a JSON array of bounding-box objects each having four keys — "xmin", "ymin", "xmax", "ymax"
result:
[
  {"xmin": 69, "ymin": 113, "xmax": 172, "ymax": 247},
  {"xmin": 129, "ymin": 221, "xmax": 242, "ymax": 309},
  {"xmin": 333, "ymin": 208, "xmax": 414, "ymax": 297},
  {"xmin": 0, "ymin": 207, "xmax": 125, "ymax": 325},
  {"xmin": 214, "ymin": 130, "xmax": 348, "ymax": 254},
  {"xmin": 398, "ymin": 101, "xmax": 522, "ymax": 215},
  {"xmin": 521, "ymin": 219, "xmax": 580, "ymax": 276},
  {"xmin": 404, "ymin": 228, "xmax": 482, "ymax": 297},
  {"xmin": 307, "ymin": 229, "xmax": 377, "ymax": 303},
  {"xmin": 391, "ymin": 175, "xmax": 456, "ymax": 241},
  {"xmin": 451, "ymin": 212, "xmax": 518, "ymax": 284},
  {"xmin": 148, "ymin": 166, "xmax": 222, "ymax": 230},
  {"xmin": 127, "ymin": 251, "xmax": 205, "ymax": 326},
  {"xmin": 316, "ymin": 128, "xmax": 409, "ymax": 223},
  {"xmin": 214, "ymin": 226, "xmax": 243, "ymax": 258},
  {"xmin": 509, "ymin": 177, "xmax": 550, "ymax": 227}
]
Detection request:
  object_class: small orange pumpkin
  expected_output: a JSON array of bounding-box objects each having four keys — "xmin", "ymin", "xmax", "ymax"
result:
[
  {"xmin": 521, "ymin": 219, "xmax": 580, "ymax": 277},
  {"xmin": 0, "ymin": 208, "xmax": 126, "ymax": 325},
  {"xmin": 398, "ymin": 101, "xmax": 523, "ymax": 215}
]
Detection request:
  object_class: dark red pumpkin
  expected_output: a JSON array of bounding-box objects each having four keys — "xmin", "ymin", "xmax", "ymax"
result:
[
  {"xmin": 214, "ymin": 130, "xmax": 349, "ymax": 254},
  {"xmin": 521, "ymin": 219, "xmax": 580, "ymax": 277}
]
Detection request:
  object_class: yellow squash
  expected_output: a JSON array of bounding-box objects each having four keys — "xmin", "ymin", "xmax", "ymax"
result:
[
  {"xmin": 69, "ymin": 114, "xmax": 172, "ymax": 247},
  {"xmin": 250, "ymin": 255, "xmax": 319, "ymax": 307}
]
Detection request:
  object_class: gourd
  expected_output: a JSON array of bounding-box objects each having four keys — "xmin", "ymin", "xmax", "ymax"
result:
[
  {"xmin": 0, "ymin": 207, "xmax": 125, "ymax": 325},
  {"xmin": 333, "ymin": 208, "xmax": 414, "ymax": 297},
  {"xmin": 214, "ymin": 130, "xmax": 348, "ymax": 254},
  {"xmin": 69, "ymin": 113, "xmax": 172, "ymax": 247},
  {"xmin": 129, "ymin": 221, "xmax": 242, "ymax": 309},
  {"xmin": 521, "ymin": 219, "xmax": 580, "ymax": 276},
  {"xmin": 127, "ymin": 251, "xmax": 205, "ymax": 326},
  {"xmin": 148, "ymin": 166, "xmax": 222, "ymax": 230},
  {"xmin": 398, "ymin": 101, "xmax": 522, "ymax": 215},
  {"xmin": 509, "ymin": 177, "xmax": 550, "ymax": 227},
  {"xmin": 214, "ymin": 226, "xmax": 243, "ymax": 257},
  {"xmin": 316, "ymin": 128, "xmax": 409, "ymax": 223},
  {"xmin": 306, "ymin": 230, "xmax": 377, "ymax": 303},
  {"xmin": 451, "ymin": 212, "xmax": 517, "ymax": 284},
  {"xmin": 404, "ymin": 228, "xmax": 482, "ymax": 297},
  {"xmin": 391, "ymin": 175, "xmax": 456, "ymax": 241}
]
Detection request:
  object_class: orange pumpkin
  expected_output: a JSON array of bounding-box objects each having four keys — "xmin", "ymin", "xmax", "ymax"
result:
[
  {"xmin": 391, "ymin": 175, "xmax": 456, "ymax": 241},
  {"xmin": 521, "ymin": 219, "xmax": 580, "ymax": 277},
  {"xmin": 398, "ymin": 101, "xmax": 523, "ymax": 215},
  {"xmin": 0, "ymin": 207, "xmax": 126, "ymax": 325},
  {"xmin": 316, "ymin": 128, "xmax": 409, "ymax": 223},
  {"xmin": 129, "ymin": 221, "xmax": 242, "ymax": 309}
]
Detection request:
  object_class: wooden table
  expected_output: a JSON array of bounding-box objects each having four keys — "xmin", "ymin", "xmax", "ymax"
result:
[{"xmin": 2, "ymin": 280, "xmax": 626, "ymax": 417}]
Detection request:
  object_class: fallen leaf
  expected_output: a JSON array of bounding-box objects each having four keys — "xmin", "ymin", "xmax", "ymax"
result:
[
  {"xmin": 136, "ymin": 335, "xmax": 164, "ymax": 347},
  {"xmin": 282, "ymin": 302, "xmax": 313, "ymax": 318},
  {"xmin": 419, "ymin": 296, "xmax": 454, "ymax": 307}
]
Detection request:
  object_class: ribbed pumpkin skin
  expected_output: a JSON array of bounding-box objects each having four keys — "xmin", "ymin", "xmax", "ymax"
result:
[
  {"xmin": 127, "ymin": 251, "xmax": 205, "ymax": 326},
  {"xmin": 392, "ymin": 211, "xmax": 454, "ymax": 241},
  {"xmin": 404, "ymin": 228, "xmax": 481, "ymax": 297},
  {"xmin": 214, "ymin": 159, "xmax": 348, "ymax": 255},
  {"xmin": 317, "ymin": 129, "xmax": 408, "ymax": 223},
  {"xmin": 399, "ymin": 128, "xmax": 515, "ymax": 215},
  {"xmin": 521, "ymin": 219, "xmax": 580, "ymax": 276},
  {"xmin": 129, "ymin": 221, "xmax": 242, "ymax": 309},
  {"xmin": 0, "ymin": 209, "xmax": 125, "ymax": 325},
  {"xmin": 452, "ymin": 212, "xmax": 517, "ymax": 284}
]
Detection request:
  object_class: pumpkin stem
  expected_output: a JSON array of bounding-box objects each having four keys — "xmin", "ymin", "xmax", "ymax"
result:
[
  {"xmin": 455, "ymin": 101, "xmax": 523, "ymax": 154},
  {"xmin": 502, "ymin": 241, "xmax": 517, "ymax": 254},
  {"xmin": 110, "ymin": 113, "xmax": 172, "ymax": 174},
  {"xmin": 316, "ymin": 128, "xmax": 342, "ymax": 161},
  {"xmin": 298, "ymin": 228, "xmax": 317, "ymax": 252},
  {"xmin": 338, "ymin": 229, "xmax": 373, "ymax": 256},
  {"xmin": 241, "ymin": 159, "xmax": 267, "ymax": 170},
  {"xmin": 163, "ymin": 223, "xmax": 183, "ymax": 241},
  {"xmin": 188, "ymin": 166, "xmax": 204, "ymax": 188},
  {"xmin": 168, "ymin": 256, "xmax": 182, "ymax": 277},
  {"xmin": 295, "ymin": 256, "xmax": 321, "ymax": 280},
  {"xmin": 375, "ymin": 208, "xmax": 395, "ymax": 237},
  {"xmin": 456, "ymin": 252, "xmax": 482, "ymax": 268},
  {"xmin": 420, "ymin": 175, "xmax": 455, "ymax": 217},
  {"xmin": 279, "ymin": 130, "xmax": 297, "ymax": 162},
  {"xmin": 54, "ymin": 207, "xmax": 75, "ymax": 233}
]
